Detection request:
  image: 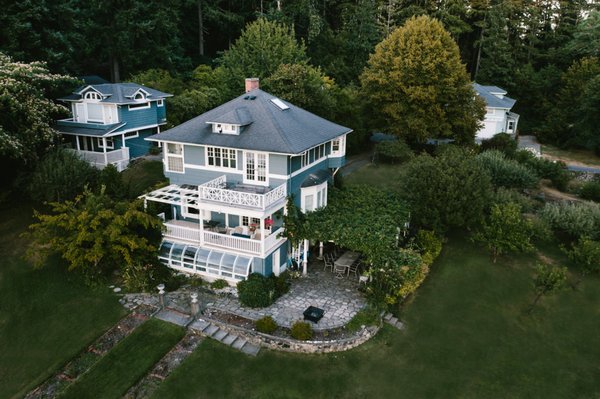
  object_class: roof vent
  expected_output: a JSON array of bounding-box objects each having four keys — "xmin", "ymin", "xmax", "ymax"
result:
[
  {"xmin": 270, "ymin": 98, "xmax": 289, "ymax": 110},
  {"xmin": 249, "ymin": 95, "xmax": 256, "ymax": 100},
  {"xmin": 244, "ymin": 95, "xmax": 250, "ymax": 100}
]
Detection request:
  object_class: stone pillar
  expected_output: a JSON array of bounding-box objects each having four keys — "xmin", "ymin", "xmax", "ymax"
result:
[
  {"xmin": 302, "ymin": 239, "xmax": 308, "ymax": 276},
  {"xmin": 190, "ymin": 292, "xmax": 199, "ymax": 316},
  {"xmin": 318, "ymin": 241, "xmax": 324, "ymax": 260},
  {"xmin": 157, "ymin": 283, "xmax": 165, "ymax": 308}
]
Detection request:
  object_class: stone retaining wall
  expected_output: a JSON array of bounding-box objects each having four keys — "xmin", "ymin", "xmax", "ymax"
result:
[{"xmin": 203, "ymin": 316, "xmax": 381, "ymax": 354}]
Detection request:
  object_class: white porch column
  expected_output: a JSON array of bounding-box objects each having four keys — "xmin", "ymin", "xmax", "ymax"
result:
[
  {"xmin": 102, "ymin": 137, "xmax": 108, "ymax": 166},
  {"xmin": 318, "ymin": 241, "xmax": 324, "ymax": 259},
  {"xmin": 260, "ymin": 217, "xmax": 266, "ymax": 256},
  {"xmin": 302, "ymin": 239, "xmax": 308, "ymax": 276},
  {"xmin": 76, "ymin": 136, "xmax": 81, "ymax": 150}
]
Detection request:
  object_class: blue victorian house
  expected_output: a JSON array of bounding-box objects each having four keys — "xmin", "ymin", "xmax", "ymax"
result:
[
  {"xmin": 142, "ymin": 78, "xmax": 351, "ymax": 284},
  {"xmin": 56, "ymin": 83, "xmax": 172, "ymax": 171}
]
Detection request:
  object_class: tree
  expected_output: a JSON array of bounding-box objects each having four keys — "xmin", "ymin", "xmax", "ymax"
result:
[
  {"xmin": 25, "ymin": 189, "xmax": 163, "ymax": 282},
  {"xmin": 263, "ymin": 63, "xmax": 336, "ymax": 116},
  {"xmin": 27, "ymin": 148, "xmax": 98, "ymax": 203},
  {"xmin": 529, "ymin": 263, "xmax": 567, "ymax": 313},
  {"xmin": 472, "ymin": 202, "xmax": 535, "ymax": 263},
  {"xmin": 402, "ymin": 146, "xmax": 493, "ymax": 231},
  {"xmin": 218, "ymin": 18, "xmax": 308, "ymax": 95},
  {"xmin": 568, "ymin": 10, "xmax": 600, "ymax": 59},
  {"xmin": 360, "ymin": 15, "xmax": 485, "ymax": 145},
  {"xmin": 564, "ymin": 236, "xmax": 600, "ymax": 282},
  {"xmin": 0, "ymin": 53, "xmax": 74, "ymax": 165}
]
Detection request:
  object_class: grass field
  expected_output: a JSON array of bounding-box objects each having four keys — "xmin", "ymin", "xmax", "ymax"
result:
[
  {"xmin": 59, "ymin": 319, "xmax": 185, "ymax": 399},
  {"xmin": 151, "ymin": 236, "xmax": 600, "ymax": 398},
  {"xmin": 344, "ymin": 163, "xmax": 407, "ymax": 191},
  {"xmin": 541, "ymin": 144, "xmax": 600, "ymax": 167},
  {"xmin": 0, "ymin": 205, "xmax": 125, "ymax": 399}
]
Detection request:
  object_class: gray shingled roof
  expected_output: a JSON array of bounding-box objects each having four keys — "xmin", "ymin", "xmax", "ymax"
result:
[
  {"xmin": 58, "ymin": 83, "xmax": 172, "ymax": 104},
  {"xmin": 206, "ymin": 106, "xmax": 253, "ymax": 126},
  {"xmin": 147, "ymin": 89, "xmax": 352, "ymax": 154},
  {"xmin": 55, "ymin": 122, "xmax": 125, "ymax": 137},
  {"xmin": 301, "ymin": 169, "xmax": 331, "ymax": 187},
  {"xmin": 473, "ymin": 83, "xmax": 516, "ymax": 109}
]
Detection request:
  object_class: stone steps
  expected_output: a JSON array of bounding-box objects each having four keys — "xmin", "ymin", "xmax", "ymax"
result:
[
  {"xmin": 383, "ymin": 312, "xmax": 405, "ymax": 330},
  {"xmin": 189, "ymin": 318, "xmax": 261, "ymax": 356}
]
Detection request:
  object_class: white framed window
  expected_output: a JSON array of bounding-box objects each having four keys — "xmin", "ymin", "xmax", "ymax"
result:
[
  {"xmin": 212, "ymin": 123, "xmax": 238, "ymax": 135},
  {"xmin": 244, "ymin": 152, "xmax": 267, "ymax": 185},
  {"xmin": 157, "ymin": 99, "xmax": 164, "ymax": 107},
  {"xmin": 242, "ymin": 216, "xmax": 261, "ymax": 228},
  {"xmin": 301, "ymin": 181, "xmax": 328, "ymax": 213},
  {"xmin": 181, "ymin": 200, "xmax": 209, "ymax": 220},
  {"xmin": 301, "ymin": 151, "xmax": 309, "ymax": 168},
  {"xmin": 124, "ymin": 131, "xmax": 139, "ymax": 138},
  {"xmin": 134, "ymin": 92, "xmax": 145, "ymax": 101},
  {"xmin": 165, "ymin": 143, "xmax": 184, "ymax": 173},
  {"xmin": 129, "ymin": 102, "xmax": 150, "ymax": 110},
  {"xmin": 97, "ymin": 137, "xmax": 114, "ymax": 149},
  {"xmin": 84, "ymin": 91, "xmax": 101, "ymax": 101},
  {"xmin": 508, "ymin": 121, "xmax": 515, "ymax": 131},
  {"xmin": 299, "ymin": 143, "xmax": 327, "ymax": 169},
  {"xmin": 207, "ymin": 146, "xmax": 237, "ymax": 169},
  {"xmin": 331, "ymin": 135, "xmax": 346, "ymax": 156}
]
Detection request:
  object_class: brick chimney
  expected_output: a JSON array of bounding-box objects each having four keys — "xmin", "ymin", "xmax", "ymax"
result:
[{"xmin": 245, "ymin": 77, "xmax": 259, "ymax": 93}]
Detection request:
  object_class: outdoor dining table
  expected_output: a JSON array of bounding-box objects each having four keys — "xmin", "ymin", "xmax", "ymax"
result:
[{"xmin": 334, "ymin": 251, "xmax": 360, "ymax": 276}]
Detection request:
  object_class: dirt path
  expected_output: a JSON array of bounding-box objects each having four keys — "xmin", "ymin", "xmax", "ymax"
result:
[{"xmin": 539, "ymin": 184, "xmax": 582, "ymax": 202}]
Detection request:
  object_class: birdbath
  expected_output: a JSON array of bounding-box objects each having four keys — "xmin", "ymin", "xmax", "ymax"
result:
[
  {"xmin": 190, "ymin": 292, "xmax": 199, "ymax": 315},
  {"xmin": 157, "ymin": 283, "xmax": 166, "ymax": 308}
]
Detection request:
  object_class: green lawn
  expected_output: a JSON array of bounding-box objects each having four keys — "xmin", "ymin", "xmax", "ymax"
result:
[
  {"xmin": 59, "ymin": 318, "xmax": 185, "ymax": 399},
  {"xmin": 344, "ymin": 163, "xmax": 407, "ymax": 191},
  {"xmin": 122, "ymin": 159, "xmax": 167, "ymax": 198},
  {"xmin": 152, "ymin": 237, "xmax": 600, "ymax": 398},
  {"xmin": 541, "ymin": 144, "xmax": 600, "ymax": 167},
  {"xmin": 0, "ymin": 205, "xmax": 125, "ymax": 399}
]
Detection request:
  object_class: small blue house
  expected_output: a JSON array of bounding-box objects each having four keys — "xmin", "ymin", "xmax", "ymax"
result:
[
  {"xmin": 142, "ymin": 78, "xmax": 351, "ymax": 284},
  {"xmin": 56, "ymin": 83, "xmax": 172, "ymax": 171}
]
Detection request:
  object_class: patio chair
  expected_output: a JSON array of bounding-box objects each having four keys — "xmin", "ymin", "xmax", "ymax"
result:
[
  {"xmin": 348, "ymin": 262, "xmax": 360, "ymax": 279},
  {"xmin": 253, "ymin": 232, "xmax": 262, "ymax": 241},
  {"xmin": 323, "ymin": 255, "xmax": 334, "ymax": 272},
  {"xmin": 333, "ymin": 264, "xmax": 346, "ymax": 279}
]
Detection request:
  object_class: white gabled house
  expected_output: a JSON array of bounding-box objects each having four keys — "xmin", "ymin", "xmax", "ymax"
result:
[
  {"xmin": 474, "ymin": 83, "xmax": 520, "ymax": 142},
  {"xmin": 141, "ymin": 78, "xmax": 351, "ymax": 285}
]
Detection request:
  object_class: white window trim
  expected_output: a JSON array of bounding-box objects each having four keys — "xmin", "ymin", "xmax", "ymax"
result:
[
  {"xmin": 300, "ymin": 181, "xmax": 328, "ymax": 213},
  {"xmin": 212, "ymin": 123, "xmax": 239, "ymax": 135},
  {"xmin": 181, "ymin": 202, "xmax": 209, "ymax": 220},
  {"xmin": 205, "ymin": 146, "xmax": 238, "ymax": 170},
  {"xmin": 128, "ymin": 102, "xmax": 151, "ymax": 111},
  {"xmin": 157, "ymin": 99, "xmax": 164, "ymax": 107},
  {"xmin": 243, "ymin": 151, "xmax": 269, "ymax": 186},
  {"xmin": 124, "ymin": 131, "xmax": 139, "ymax": 139},
  {"xmin": 331, "ymin": 135, "xmax": 346, "ymax": 157},
  {"xmin": 97, "ymin": 137, "xmax": 115, "ymax": 150},
  {"xmin": 165, "ymin": 143, "xmax": 185, "ymax": 173}
]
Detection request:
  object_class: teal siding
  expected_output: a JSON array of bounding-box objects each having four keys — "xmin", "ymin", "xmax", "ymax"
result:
[
  {"xmin": 118, "ymin": 102, "xmax": 160, "ymax": 129},
  {"xmin": 328, "ymin": 156, "xmax": 346, "ymax": 168},
  {"xmin": 156, "ymin": 102, "xmax": 167, "ymax": 124},
  {"xmin": 264, "ymin": 253, "xmax": 273, "ymax": 276},
  {"xmin": 165, "ymin": 168, "xmax": 243, "ymax": 186},
  {"xmin": 125, "ymin": 128, "xmax": 156, "ymax": 158},
  {"xmin": 290, "ymin": 156, "xmax": 302, "ymax": 173},
  {"xmin": 289, "ymin": 158, "xmax": 331, "ymax": 207}
]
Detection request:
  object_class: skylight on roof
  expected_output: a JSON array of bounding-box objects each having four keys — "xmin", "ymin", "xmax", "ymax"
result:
[{"xmin": 270, "ymin": 98, "xmax": 289, "ymax": 110}]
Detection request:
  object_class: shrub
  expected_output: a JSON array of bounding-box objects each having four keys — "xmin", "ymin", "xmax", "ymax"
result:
[
  {"xmin": 210, "ymin": 279, "xmax": 229, "ymax": 289},
  {"xmin": 27, "ymin": 148, "xmax": 98, "ymax": 203},
  {"xmin": 270, "ymin": 271, "xmax": 291, "ymax": 298},
  {"xmin": 476, "ymin": 150, "xmax": 539, "ymax": 189},
  {"xmin": 375, "ymin": 139, "xmax": 414, "ymax": 164},
  {"xmin": 415, "ymin": 230, "xmax": 442, "ymax": 260},
  {"xmin": 513, "ymin": 150, "xmax": 571, "ymax": 190},
  {"xmin": 491, "ymin": 187, "xmax": 538, "ymax": 213},
  {"xmin": 255, "ymin": 316, "xmax": 278, "ymax": 334},
  {"xmin": 237, "ymin": 273, "xmax": 276, "ymax": 308},
  {"xmin": 290, "ymin": 321, "xmax": 313, "ymax": 340},
  {"xmin": 99, "ymin": 164, "xmax": 125, "ymax": 200},
  {"xmin": 480, "ymin": 133, "xmax": 517, "ymax": 156},
  {"xmin": 539, "ymin": 201, "xmax": 600, "ymax": 240},
  {"xmin": 580, "ymin": 180, "xmax": 600, "ymax": 202},
  {"xmin": 564, "ymin": 235, "xmax": 600, "ymax": 276},
  {"xmin": 121, "ymin": 262, "xmax": 163, "ymax": 292}
]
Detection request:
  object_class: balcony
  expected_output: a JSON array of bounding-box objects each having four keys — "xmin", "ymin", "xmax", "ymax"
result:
[
  {"xmin": 199, "ymin": 176, "xmax": 287, "ymax": 210},
  {"xmin": 163, "ymin": 219, "xmax": 286, "ymax": 257},
  {"xmin": 69, "ymin": 147, "xmax": 130, "ymax": 172}
]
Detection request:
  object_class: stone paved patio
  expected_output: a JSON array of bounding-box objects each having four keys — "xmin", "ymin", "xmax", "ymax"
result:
[
  {"xmin": 122, "ymin": 261, "xmax": 366, "ymax": 330},
  {"xmin": 213, "ymin": 262, "xmax": 366, "ymax": 330}
]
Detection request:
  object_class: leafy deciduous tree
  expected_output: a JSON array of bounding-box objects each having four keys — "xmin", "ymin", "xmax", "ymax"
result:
[
  {"xmin": 361, "ymin": 15, "xmax": 485, "ymax": 144},
  {"xmin": 529, "ymin": 263, "xmax": 567, "ymax": 313}
]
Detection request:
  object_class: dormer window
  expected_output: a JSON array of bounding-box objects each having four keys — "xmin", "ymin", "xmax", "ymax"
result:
[
  {"xmin": 134, "ymin": 92, "xmax": 145, "ymax": 101},
  {"xmin": 212, "ymin": 123, "xmax": 238, "ymax": 135},
  {"xmin": 84, "ymin": 91, "xmax": 102, "ymax": 101}
]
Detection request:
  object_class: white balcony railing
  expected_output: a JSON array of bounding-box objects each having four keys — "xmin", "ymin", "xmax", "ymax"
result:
[
  {"xmin": 164, "ymin": 220, "xmax": 285, "ymax": 257},
  {"xmin": 199, "ymin": 175, "xmax": 286, "ymax": 210},
  {"xmin": 71, "ymin": 147, "xmax": 130, "ymax": 172}
]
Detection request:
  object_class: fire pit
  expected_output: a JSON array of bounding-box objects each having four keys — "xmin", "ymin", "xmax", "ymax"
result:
[{"xmin": 303, "ymin": 306, "xmax": 325, "ymax": 323}]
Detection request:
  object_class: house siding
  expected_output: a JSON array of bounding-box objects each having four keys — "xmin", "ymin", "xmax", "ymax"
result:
[
  {"xmin": 269, "ymin": 154, "xmax": 288, "ymax": 175},
  {"xmin": 289, "ymin": 158, "xmax": 331, "ymax": 208},
  {"xmin": 118, "ymin": 102, "xmax": 160, "ymax": 129},
  {"xmin": 125, "ymin": 128, "xmax": 157, "ymax": 158}
]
